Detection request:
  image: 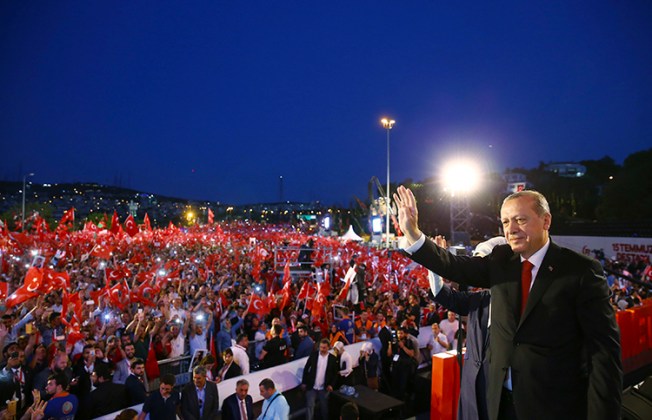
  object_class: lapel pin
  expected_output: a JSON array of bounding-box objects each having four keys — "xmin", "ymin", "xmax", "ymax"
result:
[{"xmin": 548, "ymin": 266, "xmax": 553, "ymax": 272}]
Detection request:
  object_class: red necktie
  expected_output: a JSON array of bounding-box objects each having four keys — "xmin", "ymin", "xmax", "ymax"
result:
[{"xmin": 521, "ymin": 260, "xmax": 534, "ymax": 315}]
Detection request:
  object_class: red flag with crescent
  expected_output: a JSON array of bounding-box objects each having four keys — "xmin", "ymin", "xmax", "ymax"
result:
[
  {"xmin": 247, "ymin": 294, "xmax": 269, "ymax": 316},
  {"xmin": 91, "ymin": 243, "xmax": 113, "ymax": 260},
  {"xmin": 124, "ymin": 215, "xmax": 139, "ymax": 237},
  {"xmin": 110, "ymin": 211, "xmax": 120, "ymax": 234},
  {"xmin": 143, "ymin": 213, "xmax": 152, "ymax": 231}
]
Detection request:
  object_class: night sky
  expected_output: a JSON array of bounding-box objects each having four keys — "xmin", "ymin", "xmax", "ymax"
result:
[{"xmin": 1, "ymin": 1, "xmax": 651, "ymax": 205}]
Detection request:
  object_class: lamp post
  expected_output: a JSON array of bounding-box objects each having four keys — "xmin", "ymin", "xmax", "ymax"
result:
[
  {"xmin": 380, "ymin": 118, "xmax": 395, "ymax": 249},
  {"xmin": 21, "ymin": 173, "xmax": 35, "ymax": 231}
]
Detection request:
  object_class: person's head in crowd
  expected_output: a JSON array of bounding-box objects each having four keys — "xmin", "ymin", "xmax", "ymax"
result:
[
  {"xmin": 2, "ymin": 342, "xmax": 18, "ymax": 360},
  {"xmin": 271, "ymin": 317, "xmax": 281, "ymax": 327},
  {"xmin": 318, "ymin": 339, "xmax": 330, "ymax": 356},
  {"xmin": 159, "ymin": 374, "xmax": 176, "ymax": 398},
  {"xmin": 332, "ymin": 341, "xmax": 345, "ymax": 356},
  {"xmin": 297, "ymin": 326, "xmax": 308, "ymax": 340},
  {"xmin": 124, "ymin": 343, "xmax": 136, "ymax": 360},
  {"xmin": 1, "ymin": 314, "xmax": 15, "ymax": 330},
  {"xmin": 120, "ymin": 334, "xmax": 132, "ymax": 348},
  {"xmin": 94, "ymin": 345, "xmax": 105, "ymax": 360},
  {"xmin": 386, "ymin": 314, "xmax": 395, "ymax": 328},
  {"xmin": 51, "ymin": 351, "xmax": 69, "ymax": 373},
  {"xmin": 271, "ymin": 324, "xmax": 282, "ymax": 338},
  {"xmin": 4, "ymin": 350, "xmax": 20, "ymax": 370},
  {"xmin": 169, "ymin": 321, "xmax": 181, "ymax": 337},
  {"xmin": 93, "ymin": 362, "xmax": 112, "ymax": 384},
  {"xmin": 49, "ymin": 312, "xmax": 62, "ymax": 327},
  {"xmin": 200, "ymin": 354, "xmax": 216, "ymax": 371},
  {"xmin": 375, "ymin": 313, "xmax": 385, "ymax": 326},
  {"xmin": 259, "ymin": 378, "xmax": 277, "ymax": 400},
  {"xmin": 130, "ymin": 358, "xmax": 145, "ymax": 378},
  {"xmin": 114, "ymin": 408, "xmax": 138, "ymax": 420},
  {"xmin": 236, "ymin": 333, "xmax": 249, "ymax": 348},
  {"xmin": 447, "ymin": 311, "xmax": 456, "ymax": 323},
  {"xmin": 222, "ymin": 348, "xmax": 234, "ymax": 366},
  {"xmin": 192, "ymin": 365, "xmax": 207, "ymax": 389},
  {"xmin": 340, "ymin": 402, "xmax": 359, "ymax": 420},
  {"xmin": 235, "ymin": 379, "xmax": 249, "ymax": 401},
  {"xmin": 46, "ymin": 373, "xmax": 69, "ymax": 396},
  {"xmin": 397, "ymin": 326, "xmax": 409, "ymax": 342},
  {"xmin": 432, "ymin": 323, "xmax": 441, "ymax": 336},
  {"xmin": 82, "ymin": 344, "xmax": 95, "ymax": 364}
]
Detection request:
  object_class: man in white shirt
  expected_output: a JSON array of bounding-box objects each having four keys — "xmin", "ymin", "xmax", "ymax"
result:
[
  {"xmin": 231, "ymin": 334, "xmax": 250, "ymax": 375},
  {"xmin": 427, "ymin": 323, "xmax": 449, "ymax": 355},
  {"xmin": 438, "ymin": 311, "xmax": 458, "ymax": 349},
  {"xmin": 301, "ymin": 339, "xmax": 338, "ymax": 420}
]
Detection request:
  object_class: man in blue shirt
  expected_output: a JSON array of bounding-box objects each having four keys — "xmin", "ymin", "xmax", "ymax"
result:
[
  {"xmin": 43, "ymin": 373, "xmax": 78, "ymax": 420},
  {"xmin": 337, "ymin": 308, "xmax": 355, "ymax": 344},
  {"xmin": 293, "ymin": 326, "xmax": 315, "ymax": 360},
  {"xmin": 258, "ymin": 378, "xmax": 289, "ymax": 420}
]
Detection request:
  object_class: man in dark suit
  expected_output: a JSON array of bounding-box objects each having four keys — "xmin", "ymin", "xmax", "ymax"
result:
[
  {"xmin": 301, "ymin": 338, "xmax": 339, "ymax": 420},
  {"xmin": 221, "ymin": 378, "xmax": 254, "ymax": 420},
  {"xmin": 180, "ymin": 365, "xmax": 219, "ymax": 420},
  {"xmin": 88, "ymin": 363, "xmax": 129, "ymax": 418},
  {"xmin": 394, "ymin": 186, "xmax": 622, "ymax": 420},
  {"xmin": 124, "ymin": 358, "xmax": 147, "ymax": 405}
]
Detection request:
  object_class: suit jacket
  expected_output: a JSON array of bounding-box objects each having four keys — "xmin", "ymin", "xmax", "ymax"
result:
[
  {"xmin": 89, "ymin": 381, "xmax": 129, "ymax": 418},
  {"xmin": 180, "ymin": 381, "xmax": 219, "ymax": 420},
  {"xmin": 411, "ymin": 238, "xmax": 622, "ymax": 420},
  {"xmin": 221, "ymin": 392, "xmax": 254, "ymax": 420},
  {"xmin": 435, "ymin": 285, "xmax": 491, "ymax": 420},
  {"xmin": 301, "ymin": 350, "xmax": 339, "ymax": 390}
]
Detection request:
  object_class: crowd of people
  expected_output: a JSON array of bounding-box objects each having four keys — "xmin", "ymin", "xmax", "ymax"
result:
[{"xmin": 0, "ymin": 208, "xmax": 649, "ymax": 419}]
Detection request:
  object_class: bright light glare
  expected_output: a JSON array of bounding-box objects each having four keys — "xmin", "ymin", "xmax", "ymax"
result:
[
  {"xmin": 371, "ymin": 217, "xmax": 383, "ymax": 234},
  {"xmin": 441, "ymin": 159, "xmax": 482, "ymax": 196}
]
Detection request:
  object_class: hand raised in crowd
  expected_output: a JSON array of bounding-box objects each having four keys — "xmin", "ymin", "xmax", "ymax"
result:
[
  {"xmin": 0, "ymin": 324, "xmax": 8, "ymax": 340},
  {"xmin": 30, "ymin": 400, "xmax": 47, "ymax": 420},
  {"xmin": 393, "ymin": 186, "xmax": 422, "ymax": 245}
]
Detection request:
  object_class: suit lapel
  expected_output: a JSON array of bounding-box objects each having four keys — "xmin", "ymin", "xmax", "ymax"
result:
[{"xmin": 518, "ymin": 243, "xmax": 558, "ymax": 329}]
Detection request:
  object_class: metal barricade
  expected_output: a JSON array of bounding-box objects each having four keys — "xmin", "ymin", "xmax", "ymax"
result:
[{"xmin": 146, "ymin": 355, "xmax": 192, "ymax": 392}]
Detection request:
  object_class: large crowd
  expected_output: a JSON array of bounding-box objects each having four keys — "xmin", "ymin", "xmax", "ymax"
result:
[{"xmin": 0, "ymin": 214, "xmax": 649, "ymax": 419}]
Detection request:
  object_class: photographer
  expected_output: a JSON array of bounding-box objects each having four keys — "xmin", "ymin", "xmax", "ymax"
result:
[{"xmin": 388, "ymin": 326, "xmax": 417, "ymax": 401}]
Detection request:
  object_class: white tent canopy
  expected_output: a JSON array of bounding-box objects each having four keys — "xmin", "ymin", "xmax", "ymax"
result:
[{"xmin": 340, "ymin": 225, "xmax": 363, "ymax": 242}]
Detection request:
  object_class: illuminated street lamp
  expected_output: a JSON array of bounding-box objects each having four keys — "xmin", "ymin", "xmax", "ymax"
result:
[
  {"xmin": 441, "ymin": 159, "xmax": 481, "ymax": 245},
  {"xmin": 380, "ymin": 118, "xmax": 395, "ymax": 249},
  {"xmin": 21, "ymin": 173, "xmax": 35, "ymax": 231}
]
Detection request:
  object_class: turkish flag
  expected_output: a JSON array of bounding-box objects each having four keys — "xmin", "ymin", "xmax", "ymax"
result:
[
  {"xmin": 247, "ymin": 294, "xmax": 269, "ymax": 316},
  {"xmin": 311, "ymin": 294, "xmax": 327, "ymax": 319},
  {"xmin": 0, "ymin": 282, "xmax": 8, "ymax": 300},
  {"xmin": 59, "ymin": 208, "xmax": 75, "ymax": 225},
  {"xmin": 24, "ymin": 267, "xmax": 44, "ymax": 292},
  {"xmin": 108, "ymin": 282, "xmax": 128, "ymax": 309},
  {"xmin": 283, "ymin": 261, "xmax": 292, "ymax": 284},
  {"xmin": 105, "ymin": 266, "xmax": 128, "ymax": 283},
  {"xmin": 297, "ymin": 282, "xmax": 314, "ymax": 300},
  {"xmin": 124, "ymin": 215, "xmax": 139, "ymax": 237},
  {"xmin": 42, "ymin": 269, "xmax": 70, "ymax": 293},
  {"xmin": 143, "ymin": 213, "xmax": 152, "ymax": 231},
  {"xmin": 145, "ymin": 340, "xmax": 160, "ymax": 380},
  {"xmin": 83, "ymin": 222, "xmax": 98, "ymax": 232},
  {"xmin": 207, "ymin": 209, "xmax": 214, "ymax": 224},
  {"xmin": 91, "ymin": 244, "xmax": 113, "ymax": 260},
  {"xmin": 110, "ymin": 211, "xmax": 120, "ymax": 234}
]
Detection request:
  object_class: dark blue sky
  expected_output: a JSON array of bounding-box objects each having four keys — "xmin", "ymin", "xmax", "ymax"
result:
[{"xmin": 2, "ymin": 1, "xmax": 651, "ymax": 205}]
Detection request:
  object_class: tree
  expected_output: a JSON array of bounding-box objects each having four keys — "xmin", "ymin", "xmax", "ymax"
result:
[{"xmin": 597, "ymin": 149, "xmax": 652, "ymax": 221}]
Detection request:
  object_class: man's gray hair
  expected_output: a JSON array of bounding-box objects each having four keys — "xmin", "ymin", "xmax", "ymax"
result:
[
  {"xmin": 193, "ymin": 365, "xmax": 207, "ymax": 376},
  {"xmin": 503, "ymin": 190, "xmax": 550, "ymax": 217}
]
